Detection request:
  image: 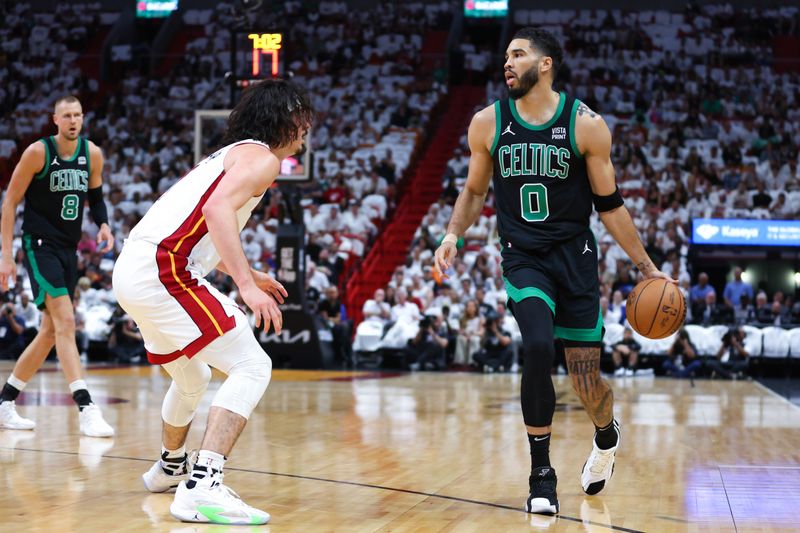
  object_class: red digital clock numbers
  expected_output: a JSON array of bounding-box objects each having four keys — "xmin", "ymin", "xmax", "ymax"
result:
[{"xmin": 248, "ymin": 33, "xmax": 282, "ymax": 77}]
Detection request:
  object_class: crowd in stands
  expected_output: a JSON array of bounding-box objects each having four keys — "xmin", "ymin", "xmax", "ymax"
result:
[
  {"xmin": 354, "ymin": 4, "xmax": 800, "ymax": 377},
  {"xmin": 0, "ymin": 1, "xmax": 450, "ymax": 361},
  {"xmin": 2, "ymin": 3, "xmax": 799, "ymax": 375}
]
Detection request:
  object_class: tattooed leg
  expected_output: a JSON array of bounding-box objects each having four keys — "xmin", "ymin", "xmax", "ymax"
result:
[{"xmin": 565, "ymin": 346, "xmax": 613, "ymax": 427}]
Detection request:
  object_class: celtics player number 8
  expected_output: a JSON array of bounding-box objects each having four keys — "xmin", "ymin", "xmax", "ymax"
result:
[{"xmin": 61, "ymin": 194, "xmax": 80, "ymax": 221}]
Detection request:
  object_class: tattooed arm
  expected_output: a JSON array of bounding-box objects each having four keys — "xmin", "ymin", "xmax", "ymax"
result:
[{"xmin": 574, "ymin": 103, "xmax": 673, "ymax": 280}]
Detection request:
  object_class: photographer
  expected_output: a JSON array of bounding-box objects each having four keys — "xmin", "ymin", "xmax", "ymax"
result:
[
  {"xmin": 0, "ymin": 301, "xmax": 26, "ymax": 360},
  {"xmin": 406, "ymin": 314, "xmax": 448, "ymax": 371},
  {"xmin": 612, "ymin": 327, "xmax": 642, "ymax": 377},
  {"xmin": 707, "ymin": 326, "xmax": 749, "ymax": 380},
  {"xmin": 663, "ymin": 328, "xmax": 701, "ymax": 378},
  {"xmin": 473, "ymin": 314, "xmax": 513, "ymax": 373},
  {"xmin": 108, "ymin": 304, "xmax": 145, "ymax": 364}
]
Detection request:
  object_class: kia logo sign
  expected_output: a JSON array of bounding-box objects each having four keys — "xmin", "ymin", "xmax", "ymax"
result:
[{"xmin": 260, "ymin": 329, "xmax": 312, "ymax": 344}]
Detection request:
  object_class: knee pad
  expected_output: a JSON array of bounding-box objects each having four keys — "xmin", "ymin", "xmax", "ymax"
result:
[
  {"xmin": 211, "ymin": 348, "xmax": 272, "ymax": 420},
  {"xmin": 162, "ymin": 363, "xmax": 212, "ymax": 427}
]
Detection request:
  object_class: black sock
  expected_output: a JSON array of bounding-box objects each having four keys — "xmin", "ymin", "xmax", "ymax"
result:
[
  {"xmin": 0, "ymin": 383, "xmax": 21, "ymax": 403},
  {"xmin": 72, "ymin": 389, "xmax": 93, "ymax": 411},
  {"xmin": 160, "ymin": 451, "xmax": 188, "ymax": 476},
  {"xmin": 528, "ymin": 433, "xmax": 551, "ymax": 469},
  {"xmin": 594, "ymin": 420, "xmax": 618, "ymax": 450},
  {"xmin": 186, "ymin": 465, "xmax": 221, "ymax": 489}
]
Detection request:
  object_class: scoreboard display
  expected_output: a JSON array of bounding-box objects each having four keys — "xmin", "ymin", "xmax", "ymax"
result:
[
  {"xmin": 247, "ymin": 33, "xmax": 283, "ymax": 77},
  {"xmin": 236, "ymin": 32, "xmax": 284, "ymax": 81},
  {"xmin": 135, "ymin": 0, "xmax": 178, "ymax": 18},
  {"xmin": 464, "ymin": 0, "xmax": 508, "ymax": 18}
]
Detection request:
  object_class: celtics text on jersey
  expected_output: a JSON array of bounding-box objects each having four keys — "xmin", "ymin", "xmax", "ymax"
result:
[{"xmin": 490, "ymin": 92, "xmax": 592, "ymax": 251}]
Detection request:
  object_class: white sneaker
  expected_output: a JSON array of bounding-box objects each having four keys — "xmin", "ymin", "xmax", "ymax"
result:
[
  {"xmin": 170, "ymin": 477, "xmax": 270, "ymax": 525},
  {"xmin": 581, "ymin": 420, "xmax": 620, "ymax": 495},
  {"xmin": 635, "ymin": 368, "xmax": 654, "ymax": 377},
  {"xmin": 78, "ymin": 404, "xmax": 114, "ymax": 437},
  {"xmin": 613, "ymin": 367, "xmax": 625, "ymax": 377},
  {"xmin": 624, "ymin": 368, "xmax": 635, "ymax": 377},
  {"xmin": 0, "ymin": 401, "xmax": 35, "ymax": 430},
  {"xmin": 143, "ymin": 458, "xmax": 190, "ymax": 493}
]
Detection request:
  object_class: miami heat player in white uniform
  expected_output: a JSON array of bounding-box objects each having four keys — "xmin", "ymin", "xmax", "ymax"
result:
[
  {"xmin": 116, "ymin": 139, "xmax": 268, "ymax": 363},
  {"xmin": 113, "ymin": 79, "xmax": 312, "ymax": 525}
]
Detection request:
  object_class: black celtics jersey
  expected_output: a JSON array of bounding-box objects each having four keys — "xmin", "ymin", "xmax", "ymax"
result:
[
  {"xmin": 491, "ymin": 92, "xmax": 592, "ymax": 251},
  {"xmin": 22, "ymin": 136, "xmax": 91, "ymax": 247}
]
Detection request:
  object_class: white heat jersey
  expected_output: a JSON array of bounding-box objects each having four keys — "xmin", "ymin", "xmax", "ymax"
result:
[{"xmin": 128, "ymin": 139, "xmax": 269, "ymax": 276}]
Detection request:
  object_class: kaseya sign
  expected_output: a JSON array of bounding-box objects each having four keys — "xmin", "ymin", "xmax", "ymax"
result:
[{"xmin": 692, "ymin": 218, "xmax": 800, "ymax": 247}]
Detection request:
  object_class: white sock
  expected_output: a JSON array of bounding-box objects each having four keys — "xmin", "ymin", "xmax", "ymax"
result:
[
  {"xmin": 196, "ymin": 450, "xmax": 225, "ymax": 471},
  {"xmin": 187, "ymin": 450, "xmax": 226, "ymax": 488},
  {"xmin": 160, "ymin": 444, "xmax": 187, "ymax": 475},
  {"xmin": 68, "ymin": 379, "xmax": 88, "ymax": 394},
  {"xmin": 8, "ymin": 374, "xmax": 26, "ymax": 391},
  {"xmin": 162, "ymin": 444, "xmax": 186, "ymax": 460}
]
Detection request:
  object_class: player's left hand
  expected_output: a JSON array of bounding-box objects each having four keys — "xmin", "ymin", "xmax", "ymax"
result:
[
  {"xmin": 96, "ymin": 224, "xmax": 114, "ymax": 254},
  {"xmin": 252, "ymin": 270, "xmax": 288, "ymax": 304}
]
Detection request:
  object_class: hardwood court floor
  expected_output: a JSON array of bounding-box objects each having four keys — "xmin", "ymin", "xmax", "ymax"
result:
[{"xmin": 1, "ymin": 363, "xmax": 799, "ymax": 533}]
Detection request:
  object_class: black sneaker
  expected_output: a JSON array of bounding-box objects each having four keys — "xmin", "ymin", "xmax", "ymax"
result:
[{"xmin": 526, "ymin": 466, "xmax": 559, "ymax": 514}]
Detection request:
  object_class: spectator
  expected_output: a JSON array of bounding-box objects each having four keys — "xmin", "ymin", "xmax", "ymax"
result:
[
  {"xmin": 733, "ymin": 294, "xmax": 756, "ymax": 325},
  {"xmin": 612, "ymin": 327, "xmax": 642, "ymax": 377},
  {"xmin": 695, "ymin": 291, "xmax": 734, "ymax": 326},
  {"xmin": 663, "ymin": 328, "xmax": 701, "ymax": 377},
  {"xmin": 406, "ymin": 314, "xmax": 448, "ymax": 371},
  {"xmin": 108, "ymin": 306, "xmax": 144, "ymax": 364},
  {"xmin": 769, "ymin": 301, "xmax": 791, "ymax": 327},
  {"xmin": 473, "ymin": 313, "xmax": 513, "ymax": 373},
  {"xmin": 707, "ymin": 327, "xmax": 750, "ymax": 380},
  {"xmin": 390, "ymin": 288, "xmax": 421, "ymax": 324},
  {"xmin": 362, "ymin": 288, "xmax": 391, "ymax": 325},
  {"xmin": 751, "ymin": 181, "xmax": 772, "ymax": 209},
  {"xmin": 689, "ymin": 272, "xmax": 715, "ymax": 311},
  {"xmin": 15, "ymin": 292, "xmax": 40, "ymax": 333},
  {"xmin": 454, "ymin": 300, "xmax": 483, "ymax": 366},
  {"xmin": 722, "ymin": 267, "xmax": 753, "ymax": 308},
  {"xmin": 753, "ymin": 292, "xmax": 772, "ymax": 324},
  {"xmin": 0, "ymin": 301, "xmax": 26, "ymax": 360},
  {"xmin": 318, "ymin": 286, "xmax": 352, "ymax": 366},
  {"xmin": 606, "ymin": 290, "xmax": 626, "ymax": 325}
]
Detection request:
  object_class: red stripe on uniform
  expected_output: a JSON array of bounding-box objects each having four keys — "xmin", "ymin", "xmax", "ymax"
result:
[
  {"xmin": 154, "ymin": 171, "xmax": 236, "ymax": 363},
  {"xmin": 147, "ymin": 349, "xmax": 183, "ymax": 365}
]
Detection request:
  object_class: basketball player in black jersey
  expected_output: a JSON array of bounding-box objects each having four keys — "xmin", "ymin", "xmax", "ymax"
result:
[
  {"xmin": 434, "ymin": 28, "xmax": 673, "ymax": 514},
  {"xmin": 0, "ymin": 95, "xmax": 115, "ymax": 437}
]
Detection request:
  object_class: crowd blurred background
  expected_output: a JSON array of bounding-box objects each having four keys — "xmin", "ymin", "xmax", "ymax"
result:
[{"xmin": 1, "ymin": 1, "xmax": 799, "ymax": 380}]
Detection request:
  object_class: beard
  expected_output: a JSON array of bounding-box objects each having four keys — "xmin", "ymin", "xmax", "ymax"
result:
[
  {"xmin": 507, "ymin": 66, "xmax": 539, "ymax": 99},
  {"xmin": 294, "ymin": 143, "xmax": 307, "ymax": 157}
]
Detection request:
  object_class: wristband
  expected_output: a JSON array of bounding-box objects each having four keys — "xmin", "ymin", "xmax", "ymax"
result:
[{"xmin": 440, "ymin": 233, "xmax": 464, "ymax": 249}]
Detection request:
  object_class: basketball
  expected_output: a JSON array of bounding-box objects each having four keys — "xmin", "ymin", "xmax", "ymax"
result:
[{"xmin": 626, "ymin": 279, "xmax": 686, "ymax": 339}]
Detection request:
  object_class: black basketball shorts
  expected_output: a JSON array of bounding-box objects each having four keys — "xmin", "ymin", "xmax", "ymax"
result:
[
  {"xmin": 22, "ymin": 235, "xmax": 78, "ymax": 310},
  {"xmin": 501, "ymin": 228, "xmax": 602, "ymax": 343}
]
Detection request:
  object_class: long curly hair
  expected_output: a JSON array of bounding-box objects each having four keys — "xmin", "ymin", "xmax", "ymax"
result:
[{"xmin": 224, "ymin": 78, "xmax": 314, "ymax": 147}]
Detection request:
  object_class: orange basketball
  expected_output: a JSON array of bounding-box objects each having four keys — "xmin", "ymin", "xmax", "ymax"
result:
[{"xmin": 625, "ymin": 278, "xmax": 686, "ymax": 339}]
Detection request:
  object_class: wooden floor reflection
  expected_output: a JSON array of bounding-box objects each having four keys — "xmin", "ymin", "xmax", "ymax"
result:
[{"xmin": 1, "ymin": 362, "xmax": 799, "ymax": 532}]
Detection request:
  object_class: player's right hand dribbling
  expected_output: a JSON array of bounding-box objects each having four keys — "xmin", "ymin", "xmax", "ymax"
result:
[
  {"xmin": 433, "ymin": 242, "xmax": 457, "ymax": 282},
  {"xmin": 0, "ymin": 259, "xmax": 16, "ymax": 291},
  {"xmin": 241, "ymin": 285, "xmax": 283, "ymax": 334}
]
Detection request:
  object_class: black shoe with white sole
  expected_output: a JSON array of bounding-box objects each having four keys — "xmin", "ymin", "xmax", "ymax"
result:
[{"xmin": 526, "ymin": 466, "xmax": 559, "ymax": 515}]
